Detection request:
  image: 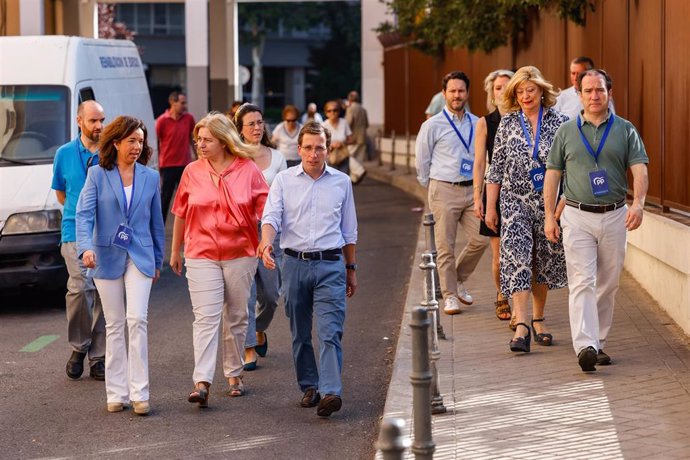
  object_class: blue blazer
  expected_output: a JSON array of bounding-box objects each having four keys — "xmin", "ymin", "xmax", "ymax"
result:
[{"xmin": 76, "ymin": 163, "xmax": 165, "ymax": 279}]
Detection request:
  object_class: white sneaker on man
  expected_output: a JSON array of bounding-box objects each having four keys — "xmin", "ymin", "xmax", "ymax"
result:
[
  {"xmin": 444, "ymin": 296, "xmax": 462, "ymax": 315},
  {"xmin": 457, "ymin": 283, "xmax": 474, "ymax": 305}
]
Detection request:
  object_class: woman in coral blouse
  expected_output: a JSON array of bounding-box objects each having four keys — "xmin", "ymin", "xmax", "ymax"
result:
[{"xmin": 169, "ymin": 112, "xmax": 268, "ymax": 407}]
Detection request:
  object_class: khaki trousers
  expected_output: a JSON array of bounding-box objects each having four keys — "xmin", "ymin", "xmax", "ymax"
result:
[
  {"xmin": 428, "ymin": 180, "xmax": 489, "ymax": 300},
  {"xmin": 185, "ymin": 257, "xmax": 257, "ymax": 384},
  {"xmin": 561, "ymin": 205, "xmax": 627, "ymax": 355}
]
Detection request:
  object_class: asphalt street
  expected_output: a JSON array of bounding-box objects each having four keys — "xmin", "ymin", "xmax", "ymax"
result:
[{"xmin": 0, "ymin": 177, "xmax": 422, "ymax": 460}]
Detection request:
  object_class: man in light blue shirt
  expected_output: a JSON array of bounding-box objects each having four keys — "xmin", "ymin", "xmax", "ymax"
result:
[
  {"xmin": 51, "ymin": 100, "xmax": 106, "ymax": 381},
  {"xmin": 259, "ymin": 121, "xmax": 357, "ymax": 418},
  {"xmin": 415, "ymin": 71, "xmax": 488, "ymax": 315}
]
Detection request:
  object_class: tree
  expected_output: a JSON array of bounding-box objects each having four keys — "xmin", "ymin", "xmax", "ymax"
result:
[
  {"xmin": 377, "ymin": 0, "xmax": 596, "ymax": 56},
  {"xmin": 97, "ymin": 4, "xmax": 135, "ymax": 41},
  {"xmin": 238, "ymin": 3, "xmax": 318, "ymax": 108}
]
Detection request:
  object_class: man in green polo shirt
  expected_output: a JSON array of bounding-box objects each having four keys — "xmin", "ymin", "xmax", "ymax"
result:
[{"xmin": 543, "ymin": 69, "xmax": 648, "ymax": 373}]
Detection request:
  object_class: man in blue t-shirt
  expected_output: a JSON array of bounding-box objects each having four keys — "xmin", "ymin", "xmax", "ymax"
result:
[{"xmin": 51, "ymin": 100, "xmax": 106, "ymax": 380}]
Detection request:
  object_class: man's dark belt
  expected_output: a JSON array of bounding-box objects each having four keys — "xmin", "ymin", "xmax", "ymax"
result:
[
  {"xmin": 284, "ymin": 248, "xmax": 341, "ymax": 261},
  {"xmin": 435, "ymin": 179, "xmax": 473, "ymax": 187},
  {"xmin": 565, "ymin": 198, "xmax": 626, "ymax": 214}
]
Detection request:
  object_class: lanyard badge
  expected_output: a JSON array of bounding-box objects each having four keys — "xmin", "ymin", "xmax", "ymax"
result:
[
  {"xmin": 443, "ymin": 109, "xmax": 474, "ymax": 176},
  {"xmin": 112, "ymin": 168, "xmax": 136, "ymax": 250},
  {"xmin": 520, "ymin": 106, "xmax": 544, "ymax": 192},
  {"xmin": 577, "ymin": 116, "xmax": 614, "ymax": 197}
]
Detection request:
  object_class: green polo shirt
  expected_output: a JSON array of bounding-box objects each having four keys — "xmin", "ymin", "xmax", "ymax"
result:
[{"xmin": 547, "ymin": 113, "xmax": 648, "ymax": 204}]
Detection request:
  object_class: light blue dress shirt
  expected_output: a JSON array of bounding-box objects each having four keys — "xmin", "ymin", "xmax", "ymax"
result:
[
  {"xmin": 261, "ymin": 164, "xmax": 358, "ymax": 252},
  {"xmin": 415, "ymin": 107, "xmax": 479, "ymax": 187}
]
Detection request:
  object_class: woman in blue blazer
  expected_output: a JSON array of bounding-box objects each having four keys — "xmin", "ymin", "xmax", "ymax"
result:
[{"xmin": 76, "ymin": 116, "xmax": 165, "ymax": 416}]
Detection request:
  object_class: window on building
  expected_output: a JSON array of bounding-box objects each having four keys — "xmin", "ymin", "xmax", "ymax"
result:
[{"xmin": 115, "ymin": 3, "xmax": 185, "ymax": 36}]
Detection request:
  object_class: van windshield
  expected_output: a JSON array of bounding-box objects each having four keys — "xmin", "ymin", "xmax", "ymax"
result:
[{"xmin": 0, "ymin": 85, "xmax": 70, "ymax": 165}]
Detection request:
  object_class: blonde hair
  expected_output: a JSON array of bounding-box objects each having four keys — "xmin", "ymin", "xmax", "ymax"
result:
[
  {"xmin": 194, "ymin": 111, "xmax": 255, "ymax": 159},
  {"xmin": 500, "ymin": 66, "xmax": 559, "ymax": 113},
  {"xmin": 483, "ymin": 69, "xmax": 514, "ymax": 112}
]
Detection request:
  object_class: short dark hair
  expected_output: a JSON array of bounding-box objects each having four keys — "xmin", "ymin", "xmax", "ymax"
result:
[
  {"xmin": 442, "ymin": 71, "xmax": 470, "ymax": 91},
  {"xmin": 168, "ymin": 91, "xmax": 184, "ymax": 105},
  {"xmin": 98, "ymin": 116, "xmax": 152, "ymax": 170},
  {"xmin": 577, "ymin": 68, "xmax": 613, "ymax": 92},
  {"xmin": 233, "ymin": 103, "xmax": 275, "ymax": 148},
  {"xmin": 298, "ymin": 121, "xmax": 331, "ymax": 149},
  {"xmin": 572, "ymin": 56, "xmax": 595, "ymax": 69}
]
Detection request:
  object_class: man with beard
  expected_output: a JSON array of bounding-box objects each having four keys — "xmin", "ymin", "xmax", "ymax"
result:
[
  {"xmin": 416, "ymin": 71, "xmax": 489, "ymax": 315},
  {"xmin": 52, "ymin": 100, "xmax": 106, "ymax": 380}
]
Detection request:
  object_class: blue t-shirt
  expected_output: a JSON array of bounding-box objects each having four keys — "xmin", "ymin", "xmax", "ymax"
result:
[{"xmin": 51, "ymin": 138, "xmax": 98, "ymax": 242}]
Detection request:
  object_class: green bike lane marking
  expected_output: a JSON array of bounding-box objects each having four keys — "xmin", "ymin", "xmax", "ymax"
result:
[{"xmin": 19, "ymin": 335, "xmax": 60, "ymax": 352}]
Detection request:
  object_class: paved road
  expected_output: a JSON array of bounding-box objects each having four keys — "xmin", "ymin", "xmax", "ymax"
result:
[{"xmin": 0, "ymin": 177, "xmax": 421, "ymax": 460}]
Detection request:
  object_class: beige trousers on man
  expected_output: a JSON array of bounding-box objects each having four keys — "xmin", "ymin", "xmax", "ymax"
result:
[
  {"xmin": 561, "ymin": 205, "xmax": 627, "ymax": 355},
  {"xmin": 428, "ymin": 180, "xmax": 489, "ymax": 300},
  {"xmin": 185, "ymin": 257, "xmax": 257, "ymax": 384}
]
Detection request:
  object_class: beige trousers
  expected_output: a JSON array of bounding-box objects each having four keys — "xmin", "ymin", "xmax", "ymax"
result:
[
  {"xmin": 561, "ymin": 205, "xmax": 627, "ymax": 355},
  {"xmin": 185, "ymin": 257, "xmax": 257, "ymax": 383},
  {"xmin": 428, "ymin": 180, "xmax": 489, "ymax": 300}
]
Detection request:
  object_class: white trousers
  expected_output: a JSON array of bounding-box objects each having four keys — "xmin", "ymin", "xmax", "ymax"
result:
[
  {"xmin": 94, "ymin": 259, "xmax": 153, "ymax": 404},
  {"xmin": 561, "ymin": 205, "xmax": 627, "ymax": 355},
  {"xmin": 185, "ymin": 257, "xmax": 257, "ymax": 384}
]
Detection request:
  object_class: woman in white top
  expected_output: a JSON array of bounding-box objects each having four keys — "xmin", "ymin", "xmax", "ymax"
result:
[
  {"xmin": 271, "ymin": 105, "xmax": 302, "ymax": 168},
  {"xmin": 321, "ymin": 100, "xmax": 353, "ymax": 175},
  {"xmin": 234, "ymin": 103, "xmax": 287, "ymax": 369}
]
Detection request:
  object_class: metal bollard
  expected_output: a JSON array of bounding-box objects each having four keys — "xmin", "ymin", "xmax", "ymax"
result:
[
  {"xmin": 422, "ymin": 213, "xmax": 446, "ymax": 339},
  {"xmin": 420, "ymin": 253, "xmax": 447, "ymax": 415},
  {"xmin": 405, "ymin": 132, "xmax": 412, "ymax": 175},
  {"xmin": 377, "ymin": 129, "xmax": 383, "ymax": 166},
  {"xmin": 410, "ymin": 307, "xmax": 435, "ymax": 460},
  {"xmin": 377, "ymin": 418, "xmax": 411, "ymax": 460},
  {"xmin": 390, "ymin": 130, "xmax": 396, "ymax": 171}
]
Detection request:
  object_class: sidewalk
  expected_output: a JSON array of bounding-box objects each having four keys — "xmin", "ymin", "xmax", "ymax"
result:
[{"xmin": 367, "ymin": 162, "xmax": 690, "ymax": 459}]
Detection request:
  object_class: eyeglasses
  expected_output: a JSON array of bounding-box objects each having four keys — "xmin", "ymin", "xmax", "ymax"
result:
[
  {"xmin": 300, "ymin": 146, "xmax": 327, "ymax": 154},
  {"xmin": 285, "ymin": 119, "xmax": 297, "ymax": 123},
  {"xmin": 245, "ymin": 120, "xmax": 265, "ymax": 129}
]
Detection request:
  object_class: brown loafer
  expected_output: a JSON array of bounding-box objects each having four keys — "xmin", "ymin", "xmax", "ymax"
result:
[
  {"xmin": 300, "ymin": 388, "xmax": 321, "ymax": 408},
  {"xmin": 317, "ymin": 394, "xmax": 342, "ymax": 417}
]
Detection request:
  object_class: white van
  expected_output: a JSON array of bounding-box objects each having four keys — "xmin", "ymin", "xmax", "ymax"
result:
[{"xmin": 0, "ymin": 36, "xmax": 158, "ymax": 291}]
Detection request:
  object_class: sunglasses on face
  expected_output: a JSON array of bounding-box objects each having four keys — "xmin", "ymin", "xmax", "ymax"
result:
[
  {"xmin": 326, "ymin": 109, "xmax": 339, "ymax": 113},
  {"xmin": 285, "ymin": 119, "xmax": 297, "ymax": 122}
]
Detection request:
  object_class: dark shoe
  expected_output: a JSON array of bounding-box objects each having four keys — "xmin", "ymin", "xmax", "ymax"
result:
[
  {"xmin": 597, "ymin": 349, "xmax": 612, "ymax": 365},
  {"xmin": 531, "ymin": 318, "xmax": 553, "ymax": 346},
  {"xmin": 255, "ymin": 333, "xmax": 268, "ymax": 358},
  {"xmin": 353, "ymin": 170, "xmax": 367, "ymax": 185},
  {"xmin": 243, "ymin": 358, "xmax": 258, "ymax": 371},
  {"xmin": 188, "ymin": 382, "xmax": 210, "ymax": 408},
  {"xmin": 509, "ymin": 323, "xmax": 531, "ymax": 353},
  {"xmin": 300, "ymin": 388, "xmax": 321, "ymax": 408},
  {"xmin": 317, "ymin": 394, "xmax": 342, "ymax": 417},
  {"xmin": 90, "ymin": 361, "xmax": 105, "ymax": 381},
  {"xmin": 66, "ymin": 351, "xmax": 86, "ymax": 379},
  {"xmin": 578, "ymin": 346, "xmax": 597, "ymax": 372}
]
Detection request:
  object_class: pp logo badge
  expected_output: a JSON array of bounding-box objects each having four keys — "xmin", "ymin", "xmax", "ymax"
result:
[
  {"xmin": 117, "ymin": 231, "xmax": 129, "ymax": 241},
  {"xmin": 534, "ymin": 172, "xmax": 545, "ymax": 182},
  {"xmin": 113, "ymin": 224, "xmax": 133, "ymax": 250},
  {"xmin": 589, "ymin": 170, "xmax": 610, "ymax": 196},
  {"xmin": 460, "ymin": 158, "xmax": 473, "ymax": 174},
  {"xmin": 461, "ymin": 163, "xmax": 472, "ymax": 172},
  {"xmin": 593, "ymin": 176, "xmax": 606, "ymax": 186}
]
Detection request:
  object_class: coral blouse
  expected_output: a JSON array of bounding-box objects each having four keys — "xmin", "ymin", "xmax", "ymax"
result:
[{"xmin": 172, "ymin": 157, "xmax": 269, "ymax": 261}]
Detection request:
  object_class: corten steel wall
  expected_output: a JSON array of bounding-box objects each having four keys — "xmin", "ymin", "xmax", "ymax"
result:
[{"xmin": 382, "ymin": 0, "xmax": 690, "ymax": 212}]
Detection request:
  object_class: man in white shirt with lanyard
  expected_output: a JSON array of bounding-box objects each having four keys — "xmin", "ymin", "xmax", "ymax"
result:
[{"xmin": 415, "ymin": 71, "xmax": 489, "ymax": 315}]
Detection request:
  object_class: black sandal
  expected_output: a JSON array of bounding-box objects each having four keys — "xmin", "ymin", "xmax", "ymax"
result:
[
  {"xmin": 494, "ymin": 293, "xmax": 511, "ymax": 321},
  {"xmin": 531, "ymin": 318, "xmax": 553, "ymax": 346},
  {"xmin": 188, "ymin": 382, "xmax": 210, "ymax": 408},
  {"xmin": 509, "ymin": 323, "xmax": 531, "ymax": 353}
]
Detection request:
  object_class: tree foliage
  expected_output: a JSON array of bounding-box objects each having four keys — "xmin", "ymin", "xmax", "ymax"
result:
[
  {"xmin": 97, "ymin": 4, "xmax": 135, "ymax": 41},
  {"xmin": 377, "ymin": 0, "xmax": 596, "ymax": 55}
]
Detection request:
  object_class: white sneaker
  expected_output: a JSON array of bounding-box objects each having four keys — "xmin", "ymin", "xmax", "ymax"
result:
[
  {"xmin": 444, "ymin": 296, "xmax": 462, "ymax": 315},
  {"xmin": 457, "ymin": 283, "xmax": 474, "ymax": 305}
]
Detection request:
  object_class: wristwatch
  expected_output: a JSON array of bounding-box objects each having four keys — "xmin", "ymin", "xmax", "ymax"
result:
[{"xmin": 345, "ymin": 263, "xmax": 357, "ymax": 271}]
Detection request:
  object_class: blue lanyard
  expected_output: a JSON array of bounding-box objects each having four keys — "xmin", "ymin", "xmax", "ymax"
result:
[
  {"xmin": 577, "ymin": 115, "xmax": 614, "ymax": 165},
  {"xmin": 76, "ymin": 138, "xmax": 98, "ymax": 175},
  {"xmin": 117, "ymin": 165, "xmax": 136, "ymax": 222},
  {"xmin": 518, "ymin": 105, "xmax": 543, "ymax": 163},
  {"xmin": 442, "ymin": 109, "xmax": 473, "ymax": 154}
]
